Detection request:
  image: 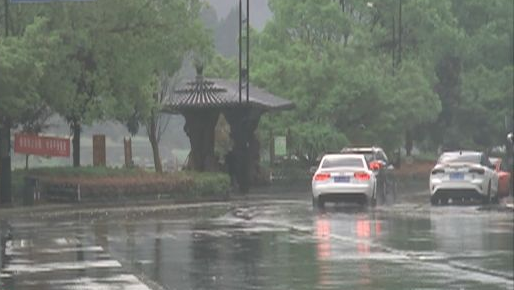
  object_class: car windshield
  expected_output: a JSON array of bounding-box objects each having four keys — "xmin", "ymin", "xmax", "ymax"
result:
[
  {"xmin": 342, "ymin": 150, "xmax": 374, "ymax": 161},
  {"xmin": 321, "ymin": 157, "xmax": 364, "ymax": 168},
  {"xmin": 439, "ymin": 154, "xmax": 481, "ymax": 164}
]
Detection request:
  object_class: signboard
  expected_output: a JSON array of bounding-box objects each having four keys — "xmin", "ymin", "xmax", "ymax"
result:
[
  {"xmin": 14, "ymin": 133, "xmax": 70, "ymax": 157},
  {"xmin": 274, "ymin": 136, "xmax": 287, "ymax": 156}
]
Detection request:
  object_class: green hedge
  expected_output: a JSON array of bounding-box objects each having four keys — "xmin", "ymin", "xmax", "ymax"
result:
[
  {"xmin": 177, "ymin": 171, "xmax": 231, "ymax": 199},
  {"xmin": 11, "ymin": 167, "xmax": 230, "ymax": 205}
]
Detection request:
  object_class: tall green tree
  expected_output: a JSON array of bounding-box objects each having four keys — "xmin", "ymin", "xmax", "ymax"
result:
[
  {"xmin": 107, "ymin": 0, "xmax": 212, "ymax": 172},
  {"xmin": 0, "ymin": 16, "xmax": 57, "ymax": 202},
  {"xmin": 248, "ymin": 0, "xmax": 442, "ymax": 160}
]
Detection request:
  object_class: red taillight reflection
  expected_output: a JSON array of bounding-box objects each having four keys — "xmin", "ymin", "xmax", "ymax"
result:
[
  {"xmin": 354, "ymin": 172, "xmax": 370, "ymax": 180},
  {"xmin": 356, "ymin": 220, "xmax": 371, "ymax": 238},
  {"xmin": 314, "ymin": 173, "xmax": 331, "ymax": 181},
  {"xmin": 316, "ymin": 218, "xmax": 331, "ymax": 260},
  {"xmin": 369, "ymin": 161, "xmax": 382, "ymax": 171}
]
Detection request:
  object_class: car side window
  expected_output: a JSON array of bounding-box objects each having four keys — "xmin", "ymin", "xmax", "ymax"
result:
[
  {"xmin": 377, "ymin": 151, "xmax": 388, "ymax": 163},
  {"xmin": 481, "ymin": 154, "xmax": 493, "ymax": 168}
]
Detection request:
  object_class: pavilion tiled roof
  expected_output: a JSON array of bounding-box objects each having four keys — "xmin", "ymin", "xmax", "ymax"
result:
[{"xmin": 163, "ymin": 77, "xmax": 294, "ymax": 112}]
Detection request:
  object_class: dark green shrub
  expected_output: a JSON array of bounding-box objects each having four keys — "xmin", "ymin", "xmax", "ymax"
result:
[{"xmin": 180, "ymin": 171, "xmax": 230, "ymax": 199}]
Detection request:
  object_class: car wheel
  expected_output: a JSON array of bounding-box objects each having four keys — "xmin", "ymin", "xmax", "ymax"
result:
[
  {"xmin": 380, "ymin": 180, "xmax": 387, "ymax": 200},
  {"xmin": 430, "ymin": 196, "xmax": 438, "ymax": 206},
  {"xmin": 483, "ymin": 182, "xmax": 492, "ymax": 204},
  {"xmin": 371, "ymin": 185, "xmax": 377, "ymax": 207},
  {"xmin": 312, "ymin": 197, "xmax": 324, "ymax": 210}
]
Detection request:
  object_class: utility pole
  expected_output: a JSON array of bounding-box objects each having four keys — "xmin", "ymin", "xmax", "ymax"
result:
[
  {"xmin": 236, "ymin": 0, "xmax": 251, "ymax": 194},
  {"xmin": 392, "ymin": 14, "xmax": 395, "ymax": 75},
  {"xmin": 0, "ymin": 0, "xmax": 12, "ymax": 204},
  {"xmin": 398, "ymin": 0, "xmax": 402, "ymax": 67},
  {"xmin": 238, "ymin": 0, "xmax": 242, "ymax": 103},
  {"xmin": 238, "ymin": 0, "xmax": 250, "ymax": 104}
]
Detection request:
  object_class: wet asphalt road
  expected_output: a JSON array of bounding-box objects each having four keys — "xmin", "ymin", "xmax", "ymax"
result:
[{"xmin": 0, "ymin": 188, "xmax": 512, "ymax": 290}]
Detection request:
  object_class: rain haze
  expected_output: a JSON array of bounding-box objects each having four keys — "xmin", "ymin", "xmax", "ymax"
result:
[{"xmin": 0, "ymin": 0, "xmax": 512, "ymax": 289}]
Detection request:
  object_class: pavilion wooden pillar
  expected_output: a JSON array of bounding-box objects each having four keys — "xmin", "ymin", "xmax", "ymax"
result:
[
  {"xmin": 182, "ymin": 109, "xmax": 220, "ymax": 172},
  {"xmin": 224, "ymin": 107, "xmax": 262, "ymax": 193}
]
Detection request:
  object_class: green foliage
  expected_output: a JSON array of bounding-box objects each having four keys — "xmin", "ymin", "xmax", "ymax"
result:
[
  {"xmin": 247, "ymin": 0, "xmax": 444, "ymax": 158},
  {"xmin": 266, "ymin": 159, "xmax": 311, "ymax": 186},
  {"xmin": 457, "ymin": 65, "xmax": 514, "ymax": 148},
  {"xmin": 12, "ymin": 168, "xmax": 230, "ymax": 204},
  {"xmin": 204, "ymin": 54, "xmax": 238, "ymax": 79},
  {"xmin": 245, "ymin": 0, "xmax": 512, "ymax": 156},
  {"xmin": 22, "ymin": 166, "xmax": 141, "ymax": 178},
  {"xmin": 2, "ymin": 0, "xmax": 512, "ymax": 168},
  {"xmin": 0, "ymin": 17, "xmax": 57, "ymax": 122},
  {"xmin": 178, "ymin": 171, "xmax": 230, "ymax": 198}
]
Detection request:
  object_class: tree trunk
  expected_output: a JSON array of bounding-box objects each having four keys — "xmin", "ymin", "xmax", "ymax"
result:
[
  {"xmin": 183, "ymin": 109, "xmax": 219, "ymax": 172},
  {"xmin": 224, "ymin": 108, "xmax": 262, "ymax": 194},
  {"xmin": 25, "ymin": 155, "xmax": 29, "ymax": 170},
  {"xmin": 405, "ymin": 129, "xmax": 413, "ymax": 157},
  {"xmin": 72, "ymin": 121, "xmax": 81, "ymax": 167},
  {"xmin": 148, "ymin": 117, "xmax": 163, "ymax": 173},
  {"xmin": 0, "ymin": 119, "xmax": 12, "ymax": 204}
]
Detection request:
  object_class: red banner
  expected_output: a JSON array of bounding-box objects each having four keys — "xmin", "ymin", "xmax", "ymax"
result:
[{"xmin": 14, "ymin": 133, "xmax": 70, "ymax": 157}]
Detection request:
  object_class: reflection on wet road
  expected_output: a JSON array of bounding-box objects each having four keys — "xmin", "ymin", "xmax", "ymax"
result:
[{"xmin": 0, "ymin": 196, "xmax": 512, "ymax": 289}]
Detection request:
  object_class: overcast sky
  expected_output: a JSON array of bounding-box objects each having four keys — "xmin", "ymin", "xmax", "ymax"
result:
[{"xmin": 206, "ymin": 0, "xmax": 272, "ymax": 30}]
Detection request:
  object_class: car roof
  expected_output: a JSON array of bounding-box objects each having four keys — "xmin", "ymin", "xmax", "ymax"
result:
[
  {"xmin": 441, "ymin": 151, "xmax": 481, "ymax": 156},
  {"xmin": 322, "ymin": 153, "xmax": 365, "ymax": 159},
  {"xmin": 489, "ymin": 157, "xmax": 501, "ymax": 163},
  {"xmin": 341, "ymin": 147, "xmax": 383, "ymax": 152}
]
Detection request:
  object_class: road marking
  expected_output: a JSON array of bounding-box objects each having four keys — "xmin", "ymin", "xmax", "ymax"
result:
[{"xmin": 1, "ymin": 237, "xmax": 152, "ymax": 290}]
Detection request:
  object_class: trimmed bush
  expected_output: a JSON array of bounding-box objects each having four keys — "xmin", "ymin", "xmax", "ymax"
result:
[{"xmin": 13, "ymin": 167, "xmax": 230, "ymax": 204}]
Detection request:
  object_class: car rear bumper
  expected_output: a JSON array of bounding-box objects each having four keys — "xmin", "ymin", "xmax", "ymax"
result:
[
  {"xmin": 430, "ymin": 179, "xmax": 486, "ymax": 197},
  {"xmin": 317, "ymin": 193, "xmax": 369, "ymax": 204},
  {"xmin": 430, "ymin": 189, "xmax": 485, "ymax": 201},
  {"xmin": 312, "ymin": 183, "xmax": 373, "ymax": 199}
]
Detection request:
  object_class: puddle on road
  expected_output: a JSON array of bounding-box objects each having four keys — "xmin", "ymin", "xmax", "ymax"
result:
[{"xmin": 0, "ymin": 199, "xmax": 512, "ymax": 290}]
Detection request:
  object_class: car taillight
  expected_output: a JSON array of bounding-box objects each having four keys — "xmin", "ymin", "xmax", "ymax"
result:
[
  {"xmin": 431, "ymin": 169, "xmax": 444, "ymax": 175},
  {"xmin": 469, "ymin": 168, "xmax": 485, "ymax": 174},
  {"xmin": 314, "ymin": 173, "xmax": 331, "ymax": 181},
  {"xmin": 354, "ymin": 172, "xmax": 370, "ymax": 180},
  {"xmin": 369, "ymin": 161, "xmax": 382, "ymax": 171}
]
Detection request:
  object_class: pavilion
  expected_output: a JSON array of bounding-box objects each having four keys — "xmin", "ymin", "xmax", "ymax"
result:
[{"xmin": 162, "ymin": 68, "xmax": 294, "ymax": 193}]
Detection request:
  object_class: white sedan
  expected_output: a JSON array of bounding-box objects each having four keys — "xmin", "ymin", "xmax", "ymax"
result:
[
  {"xmin": 429, "ymin": 151, "xmax": 499, "ymax": 205},
  {"xmin": 312, "ymin": 154, "xmax": 377, "ymax": 208}
]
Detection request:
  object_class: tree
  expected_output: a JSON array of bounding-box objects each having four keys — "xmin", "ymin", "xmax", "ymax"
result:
[
  {"xmin": 250, "ymin": 0, "xmax": 440, "ymax": 159},
  {"xmin": 0, "ymin": 15, "xmax": 56, "ymax": 202},
  {"xmin": 108, "ymin": 0, "xmax": 212, "ymax": 173},
  {"xmin": 457, "ymin": 66, "xmax": 514, "ymax": 149},
  {"xmin": 18, "ymin": 104, "xmax": 53, "ymax": 170}
]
